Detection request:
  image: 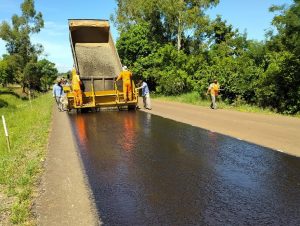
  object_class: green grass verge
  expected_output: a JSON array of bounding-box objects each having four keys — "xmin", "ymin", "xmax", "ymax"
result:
[
  {"xmin": 153, "ymin": 91, "xmax": 300, "ymax": 117},
  {"xmin": 0, "ymin": 89, "xmax": 53, "ymax": 225}
]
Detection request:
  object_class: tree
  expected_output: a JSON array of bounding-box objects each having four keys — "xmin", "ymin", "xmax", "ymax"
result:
[
  {"xmin": 159, "ymin": 0, "xmax": 219, "ymax": 50},
  {"xmin": 0, "ymin": 58, "xmax": 10, "ymax": 87},
  {"xmin": 23, "ymin": 60, "xmax": 41, "ymax": 90},
  {"xmin": 269, "ymin": 1, "xmax": 300, "ymax": 56},
  {"xmin": 113, "ymin": 0, "xmax": 219, "ymax": 50},
  {"xmin": 112, "ymin": 0, "xmax": 167, "ymax": 44},
  {"xmin": 37, "ymin": 59, "xmax": 58, "ymax": 91},
  {"xmin": 116, "ymin": 22, "xmax": 160, "ymax": 67},
  {"xmin": 257, "ymin": 0, "xmax": 300, "ymax": 113},
  {"xmin": 132, "ymin": 44, "xmax": 195, "ymax": 95},
  {"xmin": 0, "ymin": 54, "xmax": 23, "ymax": 86},
  {"xmin": 22, "ymin": 59, "xmax": 58, "ymax": 91},
  {"xmin": 0, "ymin": 0, "xmax": 44, "ymax": 91},
  {"xmin": 114, "ymin": 0, "xmax": 299, "ymax": 114},
  {"xmin": 207, "ymin": 16, "xmax": 236, "ymax": 45},
  {"xmin": 255, "ymin": 51, "xmax": 300, "ymax": 113}
]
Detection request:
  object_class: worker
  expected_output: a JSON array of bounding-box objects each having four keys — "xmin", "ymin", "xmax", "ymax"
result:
[
  {"xmin": 206, "ymin": 79, "xmax": 220, "ymax": 109},
  {"xmin": 52, "ymin": 78, "xmax": 64, "ymax": 111},
  {"xmin": 71, "ymin": 68, "xmax": 83, "ymax": 106},
  {"xmin": 137, "ymin": 79, "xmax": 152, "ymax": 110},
  {"xmin": 116, "ymin": 66, "xmax": 133, "ymax": 102}
]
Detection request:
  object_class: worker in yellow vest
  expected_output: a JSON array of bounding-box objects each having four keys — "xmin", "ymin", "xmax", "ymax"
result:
[
  {"xmin": 207, "ymin": 79, "xmax": 220, "ymax": 109},
  {"xmin": 71, "ymin": 68, "xmax": 83, "ymax": 106},
  {"xmin": 116, "ymin": 66, "xmax": 133, "ymax": 102}
]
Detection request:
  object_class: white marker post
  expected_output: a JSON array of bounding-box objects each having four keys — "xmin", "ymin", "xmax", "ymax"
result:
[{"xmin": 2, "ymin": 115, "xmax": 11, "ymax": 151}]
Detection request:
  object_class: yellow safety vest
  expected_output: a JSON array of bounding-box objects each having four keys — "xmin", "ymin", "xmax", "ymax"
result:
[{"xmin": 210, "ymin": 83, "xmax": 220, "ymax": 96}]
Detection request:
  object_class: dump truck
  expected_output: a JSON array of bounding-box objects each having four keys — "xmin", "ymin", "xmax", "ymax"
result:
[{"xmin": 65, "ymin": 19, "xmax": 138, "ymax": 111}]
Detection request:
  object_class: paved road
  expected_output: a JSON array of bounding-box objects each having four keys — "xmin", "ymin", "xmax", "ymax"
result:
[
  {"xmin": 144, "ymin": 99, "xmax": 300, "ymax": 157},
  {"xmin": 35, "ymin": 100, "xmax": 300, "ymax": 225},
  {"xmin": 70, "ymin": 111, "xmax": 300, "ymax": 225}
]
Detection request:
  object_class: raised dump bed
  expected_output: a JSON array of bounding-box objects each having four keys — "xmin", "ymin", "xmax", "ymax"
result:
[{"xmin": 66, "ymin": 19, "xmax": 138, "ymax": 110}]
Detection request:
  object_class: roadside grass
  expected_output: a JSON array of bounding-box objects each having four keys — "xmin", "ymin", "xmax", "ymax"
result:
[
  {"xmin": 153, "ymin": 91, "xmax": 299, "ymax": 117},
  {"xmin": 0, "ymin": 88, "xmax": 53, "ymax": 225}
]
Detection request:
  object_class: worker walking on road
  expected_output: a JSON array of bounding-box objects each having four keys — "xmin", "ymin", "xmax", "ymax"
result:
[
  {"xmin": 206, "ymin": 79, "xmax": 220, "ymax": 109},
  {"xmin": 72, "ymin": 68, "xmax": 83, "ymax": 107},
  {"xmin": 137, "ymin": 79, "xmax": 152, "ymax": 110},
  {"xmin": 53, "ymin": 78, "xmax": 64, "ymax": 111},
  {"xmin": 116, "ymin": 66, "xmax": 133, "ymax": 102}
]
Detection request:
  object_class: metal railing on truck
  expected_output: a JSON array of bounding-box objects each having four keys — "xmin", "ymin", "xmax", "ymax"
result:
[{"xmin": 65, "ymin": 76, "xmax": 138, "ymax": 110}]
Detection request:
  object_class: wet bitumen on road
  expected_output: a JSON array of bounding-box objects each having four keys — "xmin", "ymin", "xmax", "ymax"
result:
[{"xmin": 69, "ymin": 111, "xmax": 300, "ymax": 226}]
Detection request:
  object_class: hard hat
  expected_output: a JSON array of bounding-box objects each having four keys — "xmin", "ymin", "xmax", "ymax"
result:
[{"xmin": 122, "ymin": 65, "xmax": 128, "ymax": 71}]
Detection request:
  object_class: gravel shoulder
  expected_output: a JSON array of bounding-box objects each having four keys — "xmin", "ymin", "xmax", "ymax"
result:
[
  {"xmin": 35, "ymin": 106, "xmax": 100, "ymax": 226},
  {"xmin": 140, "ymin": 99, "xmax": 300, "ymax": 157}
]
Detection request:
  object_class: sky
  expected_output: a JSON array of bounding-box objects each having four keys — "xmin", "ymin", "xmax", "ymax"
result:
[{"xmin": 0, "ymin": 0, "xmax": 294, "ymax": 72}]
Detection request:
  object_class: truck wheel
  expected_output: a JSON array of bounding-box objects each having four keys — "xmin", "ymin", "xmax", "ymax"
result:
[{"xmin": 128, "ymin": 105, "xmax": 136, "ymax": 111}]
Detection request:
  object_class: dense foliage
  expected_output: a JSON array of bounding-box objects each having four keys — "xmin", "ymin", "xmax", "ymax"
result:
[
  {"xmin": 0, "ymin": 0, "xmax": 58, "ymax": 92},
  {"xmin": 114, "ymin": 0, "xmax": 300, "ymax": 114}
]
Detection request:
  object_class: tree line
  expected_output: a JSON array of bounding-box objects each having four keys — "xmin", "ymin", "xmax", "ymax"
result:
[
  {"xmin": 0, "ymin": 0, "xmax": 58, "ymax": 93},
  {"xmin": 113, "ymin": 0, "xmax": 300, "ymax": 114}
]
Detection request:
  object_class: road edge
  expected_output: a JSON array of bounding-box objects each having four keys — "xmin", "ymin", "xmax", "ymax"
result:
[{"xmin": 34, "ymin": 106, "xmax": 101, "ymax": 225}]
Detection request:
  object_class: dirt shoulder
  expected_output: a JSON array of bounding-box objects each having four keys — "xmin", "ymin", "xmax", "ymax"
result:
[
  {"xmin": 140, "ymin": 99, "xmax": 300, "ymax": 157},
  {"xmin": 35, "ymin": 106, "xmax": 100, "ymax": 226}
]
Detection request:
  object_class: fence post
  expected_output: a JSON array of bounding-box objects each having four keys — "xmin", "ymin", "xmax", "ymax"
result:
[{"xmin": 2, "ymin": 115, "xmax": 11, "ymax": 151}]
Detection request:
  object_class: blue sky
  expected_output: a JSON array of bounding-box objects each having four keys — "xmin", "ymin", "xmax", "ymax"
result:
[{"xmin": 0, "ymin": 0, "xmax": 293, "ymax": 72}]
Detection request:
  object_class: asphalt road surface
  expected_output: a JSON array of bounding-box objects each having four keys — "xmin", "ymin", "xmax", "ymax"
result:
[
  {"xmin": 36, "ymin": 100, "xmax": 300, "ymax": 225},
  {"xmin": 69, "ymin": 109, "xmax": 300, "ymax": 225}
]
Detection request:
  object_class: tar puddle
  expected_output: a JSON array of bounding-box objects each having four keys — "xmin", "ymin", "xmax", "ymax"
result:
[{"xmin": 69, "ymin": 111, "xmax": 300, "ymax": 226}]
